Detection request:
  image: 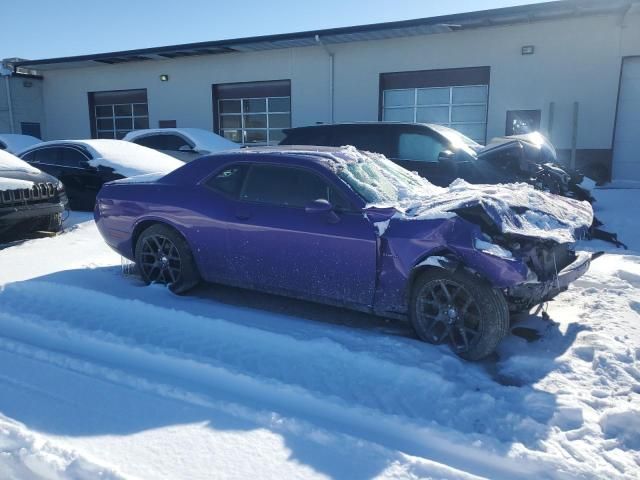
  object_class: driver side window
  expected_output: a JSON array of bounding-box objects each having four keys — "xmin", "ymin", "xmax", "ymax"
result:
[
  {"xmin": 241, "ymin": 165, "xmax": 349, "ymax": 209},
  {"xmin": 397, "ymin": 133, "xmax": 447, "ymax": 163}
]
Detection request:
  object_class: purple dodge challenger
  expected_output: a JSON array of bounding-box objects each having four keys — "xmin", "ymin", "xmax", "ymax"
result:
[{"xmin": 95, "ymin": 146, "xmax": 596, "ymax": 360}]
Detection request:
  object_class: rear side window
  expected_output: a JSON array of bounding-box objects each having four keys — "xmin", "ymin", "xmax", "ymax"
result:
[
  {"xmin": 397, "ymin": 133, "xmax": 447, "ymax": 162},
  {"xmin": 331, "ymin": 126, "xmax": 394, "ymax": 157},
  {"xmin": 134, "ymin": 134, "xmax": 191, "ymax": 151},
  {"xmin": 241, "ymin": 165, "xmax": 341, "ymax": 208},
  {"xmin": 279, "ymin": 128, "xmax": 331, "ymax": 146},
  {"xmin": 206, "ymin": 164, "xmax": 248, "ymax": 198}
]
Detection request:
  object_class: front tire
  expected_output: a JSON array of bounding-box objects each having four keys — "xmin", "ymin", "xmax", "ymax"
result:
[
  {"xmin": 135, "ymin": 224, "xmax": 200, "ymax": 294},
  {"xmin": 410, "ymin": 268, "xmax": 509, "ymax": 361}
]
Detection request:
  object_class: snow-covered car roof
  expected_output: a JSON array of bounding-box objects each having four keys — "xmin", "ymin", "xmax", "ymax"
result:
[
  {"xmin": 0, "ymin": 134, "xmax": 41, "ymax": 154},
  {"xmin": 20, "ymin": 140, "xmax": 184, "ymax": 178},
  {"xmin": 123, "ymin": 128, "xmax": 239, "ymax": 153}
]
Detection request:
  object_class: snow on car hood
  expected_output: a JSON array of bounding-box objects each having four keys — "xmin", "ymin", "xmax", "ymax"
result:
[
  {"xmin": 395, "ymin": 179, "xmax": 594, "ymax": 243},
  {"xmin": 326, "ymin": 146, "xmax": 593, "ymax": 244},
  {"xmin": 0, "ymin": 149, "xmax": 40, "ymax": 174}
]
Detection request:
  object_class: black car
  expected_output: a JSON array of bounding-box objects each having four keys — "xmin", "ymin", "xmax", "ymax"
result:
[
  {"xmin": 0, "ymin": 150, "xmax": 67, "ymax": 241},
  {"xmin": 280, "ymin": 122, "xmax": 592, "ymax": 202},
  {"xmin": 18, "ymin": 140, "xmax": 182, "ymax": 210}
]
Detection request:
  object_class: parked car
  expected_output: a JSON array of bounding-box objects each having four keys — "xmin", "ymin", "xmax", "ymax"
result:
[
  {"xmin": 94, "ymin": 146, "xmax": 595, "ymax": 360},
  {"xmin": 123, "ymin": 128, "xmax": 239, "ymax": 162},
  {"xmin": 279, "ymin": 122, "xmax": 593, "ymax": 202},
  {"xmin": 0, "ymin": 149, "xmax": 67, "ymax": 240},
  {"xmin": 18, "ymin": 140, "xmax": 182, "ymax": 210},
  {"xmin": 0, "ymin": 134, "xmax": 41, "ymax": 154}
]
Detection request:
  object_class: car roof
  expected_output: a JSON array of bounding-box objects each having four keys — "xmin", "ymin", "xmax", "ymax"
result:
[{"xmin": 284, "ymin": 122, "xmax": 438, "ymax": 131}]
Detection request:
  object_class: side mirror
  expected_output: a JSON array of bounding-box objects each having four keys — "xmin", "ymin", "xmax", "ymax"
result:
[
  {"xmin": 438, "ymin": 150, "xmax": 456, "ymax": 163},
  {"xmin": 178, "ymin": 145, "xmax": 195, "ymax": 152},
  {"xmin": 305, "ymin": 199, "xmax": 340, "ymax": 223}
]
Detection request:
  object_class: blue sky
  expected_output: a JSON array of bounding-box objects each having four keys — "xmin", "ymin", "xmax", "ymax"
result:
[{"xmin": 2, "ymin": 0, "xmax": 550, "ymax": 61}]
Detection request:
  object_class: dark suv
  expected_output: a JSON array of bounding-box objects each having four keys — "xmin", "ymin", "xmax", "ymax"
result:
[{"xmin": 280, "ymin": 122, "xmax": 591, "ymax": 202}]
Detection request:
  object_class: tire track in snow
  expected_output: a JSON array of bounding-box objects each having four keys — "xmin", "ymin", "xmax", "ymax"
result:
[{"xmin": 0, "ymin": 281, "xmax": 585, "ymax": 479}]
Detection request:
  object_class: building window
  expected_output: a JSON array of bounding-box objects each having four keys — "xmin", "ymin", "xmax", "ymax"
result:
[
  {"xmin": 21, "ymin": 122, "xmax": 41, "ymax": 139},
  {"xmin": 506, "ymin": 110, "xmax": 541, "ymax": 135},
  {"xmin": 379, "ymin": 67, "xmax": 490, "ymax": 144},
  {"xmin": 213, "ymin": 80, "xmax": 291, "ymax": 146},
  {"xmin": 88, "ymin": 89, "xmax": 149, "ymax": 139},
  {"xmin": 382, "ymin": 85, "xmax": 488, "ymax": 144}
]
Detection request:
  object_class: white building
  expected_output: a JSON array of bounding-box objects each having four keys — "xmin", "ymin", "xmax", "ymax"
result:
[{"xmin": 10, "ymin": 0, "xmax": 640, "ymax": 181}]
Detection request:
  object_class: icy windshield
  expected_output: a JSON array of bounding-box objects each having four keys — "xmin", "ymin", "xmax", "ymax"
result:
[{"xmin": 330, "ymin": 146, "xmax": 443, "ymax": 204}]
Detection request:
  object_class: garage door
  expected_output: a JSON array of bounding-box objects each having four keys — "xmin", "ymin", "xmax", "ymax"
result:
[{"xmin": 613, "ymin": 57, "xmax": 640, "ymax": 181}]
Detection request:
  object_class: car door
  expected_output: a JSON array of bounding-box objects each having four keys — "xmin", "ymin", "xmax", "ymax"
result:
[
  {"xmin": 226, "ymin": 162, "xmax": 378, "ymax": 307},
  {"xmin": 389, "ymin": 128, "xmax": 454, "ymax": 186}
]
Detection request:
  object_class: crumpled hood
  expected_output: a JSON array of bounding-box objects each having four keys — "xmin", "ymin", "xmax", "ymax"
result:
[{"xmin": 385, "ymin": 180, "xmax": 594, "ymax": 244}]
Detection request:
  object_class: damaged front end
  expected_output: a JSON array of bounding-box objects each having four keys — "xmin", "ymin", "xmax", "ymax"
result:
[{"xmin": 452, "ymin": 198, "xmax": 599, "ymax": 311}]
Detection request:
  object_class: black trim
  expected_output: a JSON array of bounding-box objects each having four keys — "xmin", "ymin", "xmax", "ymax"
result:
[
  {"xmin": 380, "ymin": 67, "xmax": 490, "ymax": 90},
  {"xmin": 13, "ymin": 1, "xmax": 633, "ymax": 69}
]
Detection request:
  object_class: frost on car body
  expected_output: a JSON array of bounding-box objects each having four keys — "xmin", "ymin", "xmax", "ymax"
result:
[{"xmin": 95, "ymin": 146, "xmax": 596, "ymax": 359}]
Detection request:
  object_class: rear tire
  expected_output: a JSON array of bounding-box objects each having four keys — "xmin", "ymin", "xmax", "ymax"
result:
[
  {"xmin": 410, "ymin": 268, "xmax": 509, "ymax": 361},
  {"xmin": 135, "ymin": 224, "xmax": 200, "ymax": 294}
]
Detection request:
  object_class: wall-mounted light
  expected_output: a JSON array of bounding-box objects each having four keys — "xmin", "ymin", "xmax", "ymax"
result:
[
  {"xmin": 521, "ymin": 45, "xmax": 535, "ymax": 55},
  {"xmin": 160, "ymin": 74, "xmax": 169, "ymax": 81}
]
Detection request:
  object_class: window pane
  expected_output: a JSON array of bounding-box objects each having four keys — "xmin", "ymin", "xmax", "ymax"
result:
[
  {"xmin": 242, "ymin": 165, "xmax": 329, "ymax": 207},
  {"xmin": 384, "ymin": 89, "xmax": 414, "ymax": 107},
  {"xmin": 268, "ymin": 129, "xmax": 285, "ymax": 143},
  {"xmin": 220, "ymin": 115, "xmax": 242, "ymax": 128},
  {"xmin": 454, "ymin": 124, "xmax": 486, "ymax": 143},
  {"xmin": 452, "ymin": 85, "xmax": 488, "ymax": 104},
  {"xmin": 114, "ymin": 104, "xmax": 132, "ymax": 116},
  {"xmin": 116, "ymin": 130, "xmax": 129, "ymax": 139},
  {"xmin": 95, "ymin": 105, "xmax": 113, "ymax": 117},
  {"xmin": 134, "ymin": 117, "xmax": 149, "ymax": 129},
  {"xmin": 207, "ymin": 164, "xmax": 248, "ymax": 197},
  {"xmin": 60, "ymin": 148, "xmax": 87, "ymax": 167},
  {"xmin": 97, "ymin": 131, "xmax": 115, "ymax": 139},
  {"xmin": 383, "ymin": 108, "xmax": 413, "ymax": 122},
  {"xmin": 268, "ymin": 113, "xmax": 290, "ymax": 129},
  {"xmin": 417, "ymin": 87, "xmax": 450, "ymax": 105},
  {"xmin": 244, "ymin": 114, "xmax": 267, "ymax": 129},
  {"xmin": 244, "ymin": 98, "xmax": 266, "ymax": 113},
  {"xmin": 222, "ymin": 129, "xmax": 243, "ymax": 143},
  {"xmin": 452, "ymin": 105, "xmax": 486, "ymax": 123},
  {"xmin": 219, "ymin": 100, "xmax": 241, "ymax": 113},
  {"xmin": 133, "ymin": 104, "xmax": 148, "ymax": 116},
  {"xmin": 397, "ymin": 133, "xmax": 447, "ymax": 162},
  {"xmin": 245, "ymin": 130, "xmax": 267, "ymax": 144},
  {"xmin": 97, "ymin": 118, "xmax": 114, "ymax": 130},
  {"xmin": 416, "ymin": 106, "xmax": 449, "ymax": 123},
  {"xmin": 268, "ymin": 97, "xmax": 290, "ymax": 112},
  {"xmin": 115, "ymin": 118, "xmax": 133, "ymax": 130}
]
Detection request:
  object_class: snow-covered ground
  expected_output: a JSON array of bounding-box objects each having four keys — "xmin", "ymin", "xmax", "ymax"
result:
[{"xmin": 0, "ymin": 190, "xmax": 638, "ymax": 480}]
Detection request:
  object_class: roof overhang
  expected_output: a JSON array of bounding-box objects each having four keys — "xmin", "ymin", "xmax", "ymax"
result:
[{"xmin": 12, "ymin": 0, "xmax": 637, "ymax": 72}]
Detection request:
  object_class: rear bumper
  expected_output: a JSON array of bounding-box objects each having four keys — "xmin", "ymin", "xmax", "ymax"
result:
[{"xmin": 508, "ymin": 251, "xmax": 594, "ymax": 305}]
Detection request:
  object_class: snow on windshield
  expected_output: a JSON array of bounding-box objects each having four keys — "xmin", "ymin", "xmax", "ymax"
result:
[
  {"xmin": 329, "ymin": 146, "xmax": 445, "ymax": 203},
  {"xmin": 326, "ymin": 146, "xmax": 593, "ymax": 243}
]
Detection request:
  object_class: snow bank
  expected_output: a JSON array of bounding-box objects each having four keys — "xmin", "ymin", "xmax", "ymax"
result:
[
  {"xmin": 0, "ymin": 415, "xmax": 124, "ymax": 479},
  {"xmin": 124, "ymin": 128, "xmax": 239, "ymax": 153},
  {"xmin": 600, "ymin": 408, "xmax": 640, "ymax": 450},
  {"xmin": 328, "ymin": 146, "xmax": 593, "ymax": 243},
  {"xmin": 0, "ymin": 134, "xmax": 40, "ymax": 154}
]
